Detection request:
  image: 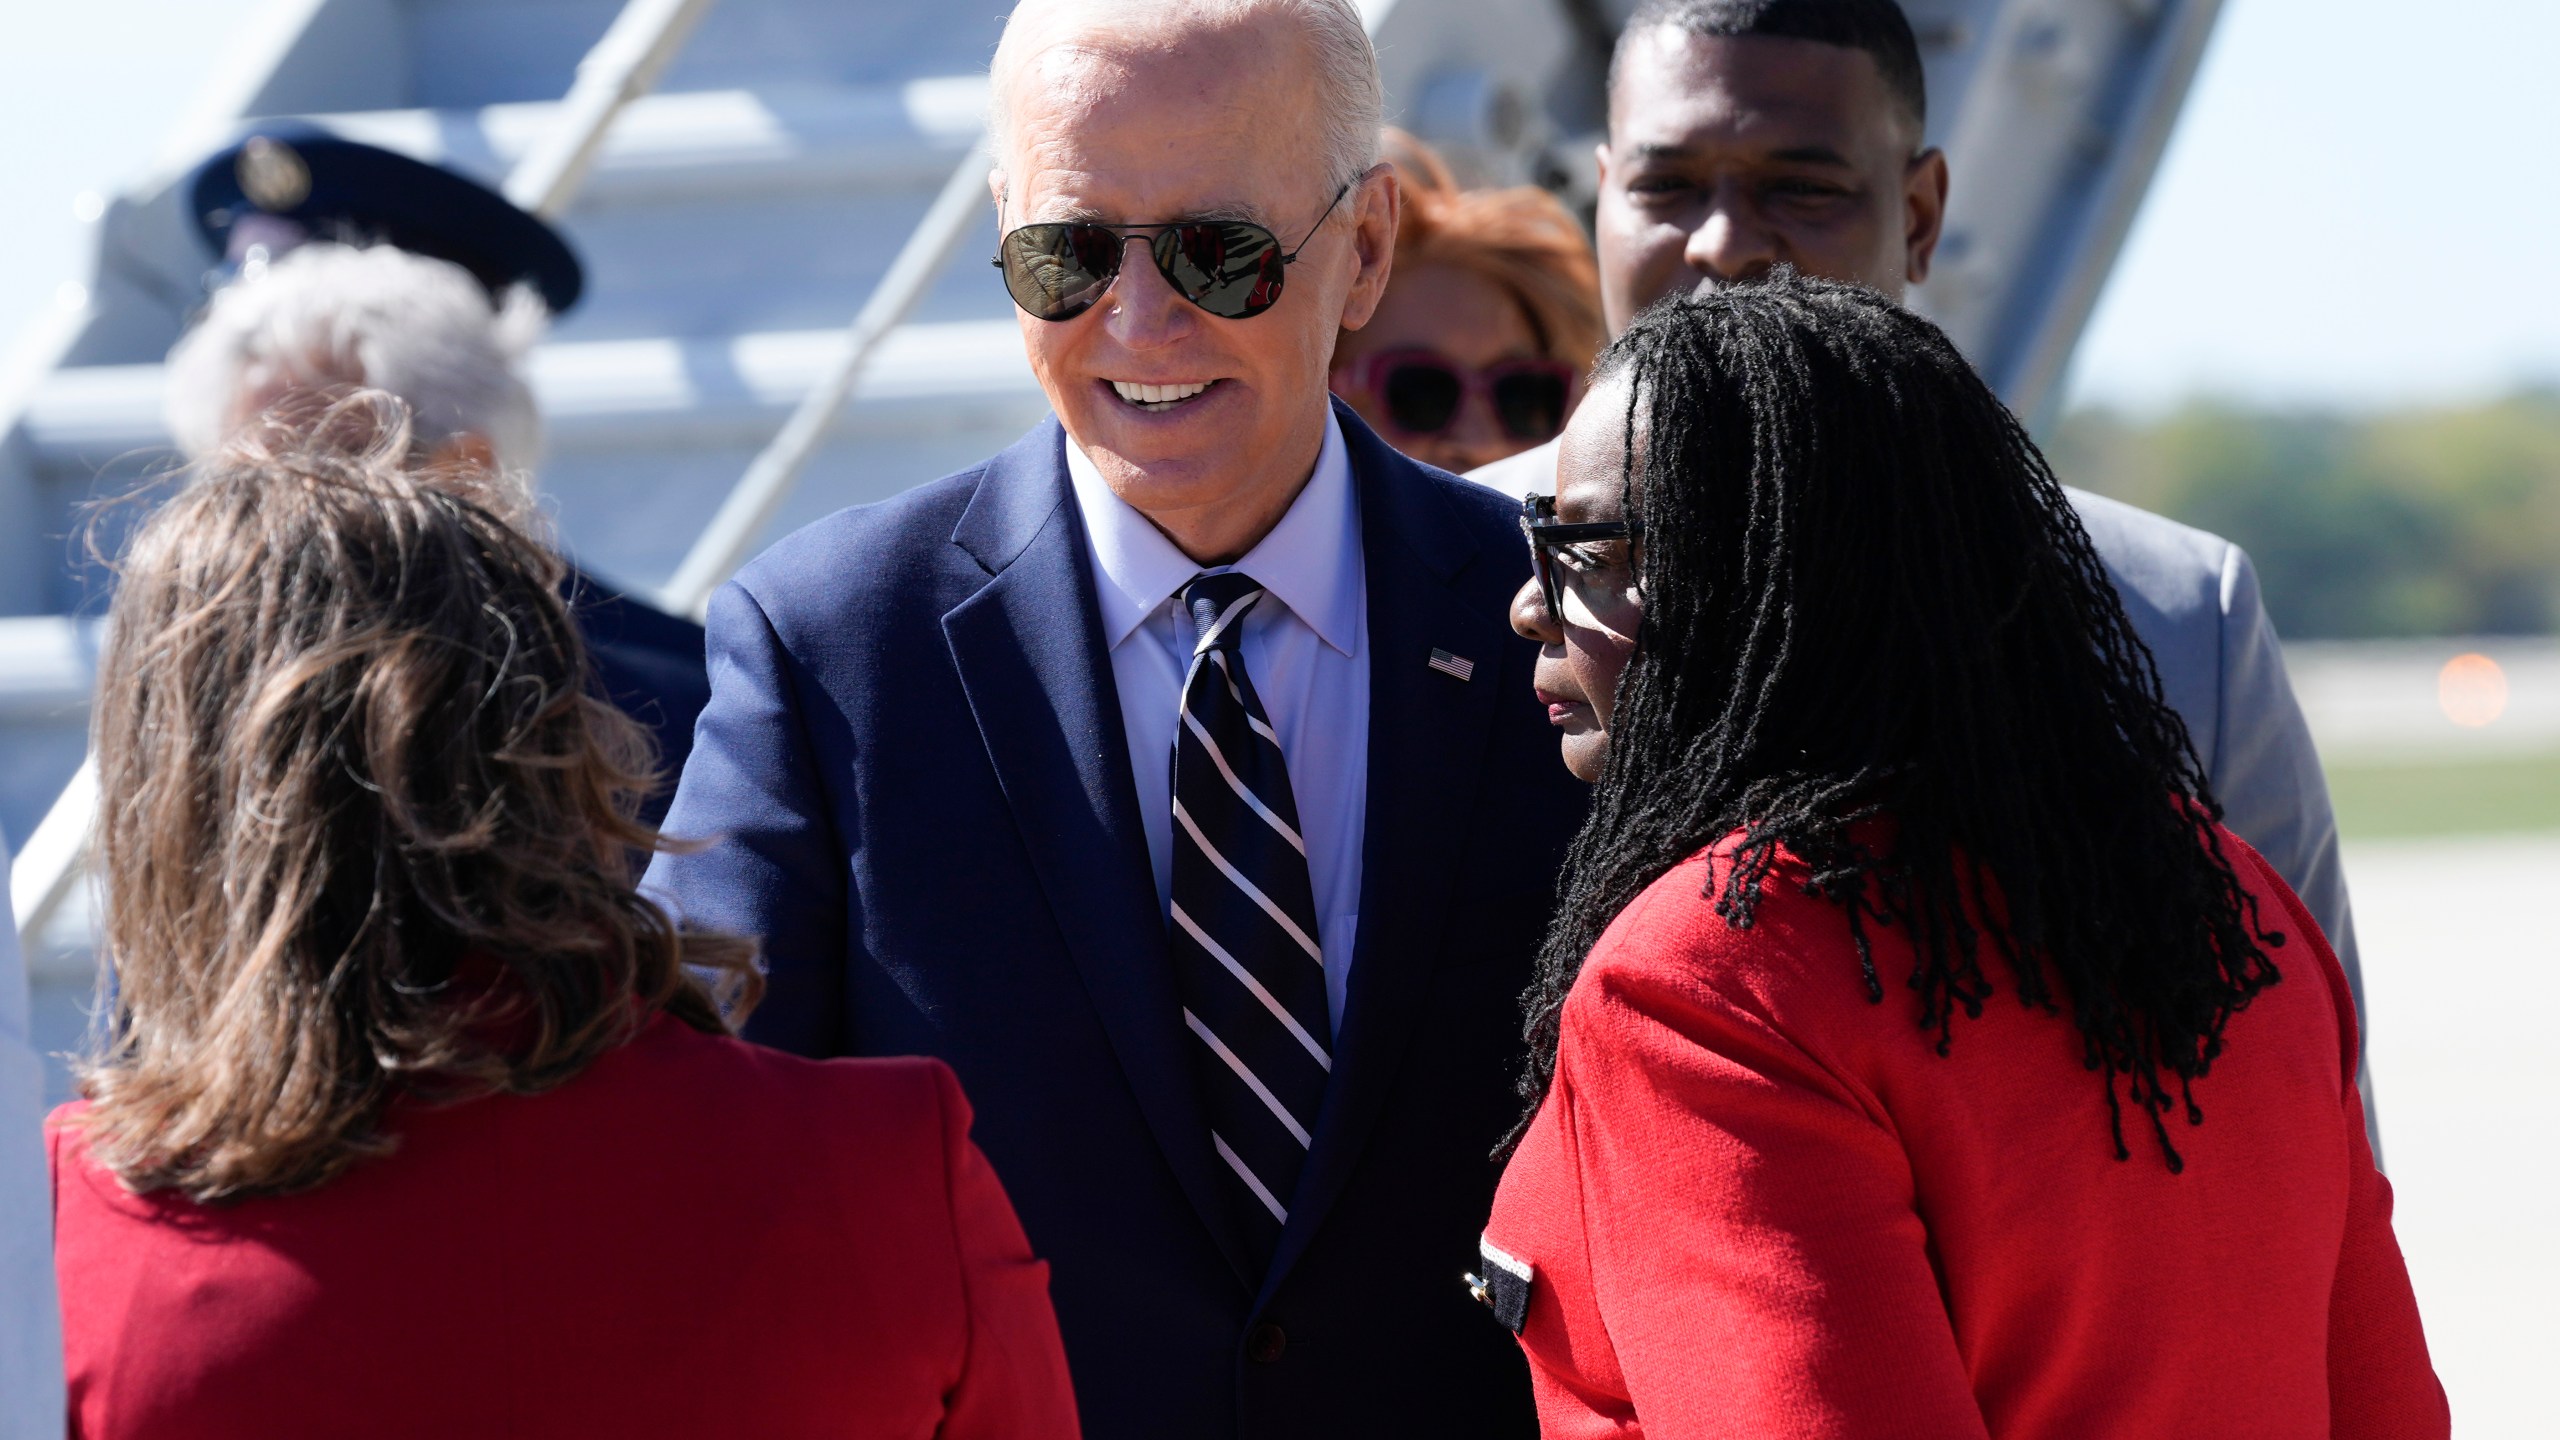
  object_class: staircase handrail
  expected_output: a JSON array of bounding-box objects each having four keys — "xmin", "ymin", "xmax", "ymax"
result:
[
  {"xmin": 504, "ymin": 0, "xmax": 723, "ymax": 220},
  {"xmin": 658, "ymin": 135, "xmax": 994, "ymax": 622}
]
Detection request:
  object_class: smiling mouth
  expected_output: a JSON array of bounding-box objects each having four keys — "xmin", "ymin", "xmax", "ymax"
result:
[{"xmin": 1110, "ymin": 379, "xmax": 1219, "ymax": 412}]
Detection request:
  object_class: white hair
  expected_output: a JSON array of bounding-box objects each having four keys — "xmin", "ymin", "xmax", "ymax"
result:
[
  {"xmin": 989, "ymin": 0, "xmax": 1383, "ymax": 197},
  {"xmin": 165, "ymin": 242, "xmax": 547, "ymax": 474}
]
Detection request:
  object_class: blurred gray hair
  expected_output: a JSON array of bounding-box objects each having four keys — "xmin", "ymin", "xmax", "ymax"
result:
[
  {"xmin": 165, "ymin": 242, "xmax": 547, "ymax": 475},
  {"xmin": 989, "ymin": 0, "xmax": 1383, "ymax": 197}
]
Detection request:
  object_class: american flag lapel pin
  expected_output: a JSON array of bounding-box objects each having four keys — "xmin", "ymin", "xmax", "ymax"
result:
[{"xmin": 1427, "ymin": 648, "xmax": 1476, "ymax": 682}]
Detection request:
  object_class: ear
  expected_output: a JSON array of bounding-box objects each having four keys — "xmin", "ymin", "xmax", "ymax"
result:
[
  {"xmin": 1333, "ymin": 164, "xmax": 1401, "ymax": 333},
  {"xmin": 1902, "ymin": 148, "xmax": 1951, "ymax": 286}
]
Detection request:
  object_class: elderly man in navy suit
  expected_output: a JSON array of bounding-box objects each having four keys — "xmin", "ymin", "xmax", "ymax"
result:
[{"xmin": 645, "ymin": 1, "xmax": 1582, "ymax": 1435}]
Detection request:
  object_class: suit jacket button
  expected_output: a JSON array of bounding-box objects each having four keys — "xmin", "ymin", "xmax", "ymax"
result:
[{"xmin": 1245, "ymin": 1322, "xmax": 1287, "ymax": 1363}]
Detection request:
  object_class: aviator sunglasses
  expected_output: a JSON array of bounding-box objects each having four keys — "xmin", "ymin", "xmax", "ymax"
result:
[
  {"xmin": 994, "ymin": 182, "xmax": 1354, "ymax": 322},
  {"xmin": 1340, "ymin": 349, "xmax": 1577, "ymax": 443},
  {"xmin": 1519, "ymin": 492, "xmax": 1639, "ymax": 627}
]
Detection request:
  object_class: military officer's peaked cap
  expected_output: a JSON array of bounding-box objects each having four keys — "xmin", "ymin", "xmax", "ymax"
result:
[{"xmin": 187, "ymin": 127, "xmax": 584, "ymax": 314}]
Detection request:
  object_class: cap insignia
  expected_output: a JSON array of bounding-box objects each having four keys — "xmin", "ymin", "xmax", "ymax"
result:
[{"xmin": 237, "ymin": 137, "xmax": 312, "ymax": 213}]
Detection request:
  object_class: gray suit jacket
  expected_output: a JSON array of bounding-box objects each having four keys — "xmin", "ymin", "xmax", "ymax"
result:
[
  {"xmin": 2062, "ymin": 488, "xmax": 2363, "ymax": 1015},
  {"xmin": 1471, "ymin": 441, "xmax": 2376, "ymax": 1141}
]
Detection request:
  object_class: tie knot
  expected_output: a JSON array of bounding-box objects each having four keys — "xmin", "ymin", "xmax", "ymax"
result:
[{"xmin": 1180, "ymin": 572, "xmax": 1265, "ymax": 656}]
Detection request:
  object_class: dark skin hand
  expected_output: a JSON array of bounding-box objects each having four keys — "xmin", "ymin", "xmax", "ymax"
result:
[
  {"xmin": 1595, "ymin": 28, "xmax": 1948, "ymax": 324},
  {"xmin": 1511, "ymin": 370, "xmax": 1643, "ymax": 784}
]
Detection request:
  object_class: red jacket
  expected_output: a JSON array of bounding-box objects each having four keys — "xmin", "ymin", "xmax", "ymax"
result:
[
  {"xmin": 50, "ymin": 1013, "xmax": 1079, "ymax": 1439},
  {"xmin": 1484, "ymin": 829, "xmax": 2446, "ymax": 1439}
]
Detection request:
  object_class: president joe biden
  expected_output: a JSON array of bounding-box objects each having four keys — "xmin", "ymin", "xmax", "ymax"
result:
[{"xmin": 644, "ymin": 2, "xmax": 1585, "ymax": 1434}]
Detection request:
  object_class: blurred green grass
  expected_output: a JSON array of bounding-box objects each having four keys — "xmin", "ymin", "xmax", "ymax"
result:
[{"xmin": 2327, "ymin": 749, "xmax": 2560, "ymax": 840}]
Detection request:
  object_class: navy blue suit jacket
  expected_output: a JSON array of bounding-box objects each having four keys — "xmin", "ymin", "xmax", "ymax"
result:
[
  {"xmin": 644, "ymin": 403, "xmax": 1586, "ymax": 1439},
  {"xmin": 566, "ymin": 566, "xmax": 710, "ymax": 828}
]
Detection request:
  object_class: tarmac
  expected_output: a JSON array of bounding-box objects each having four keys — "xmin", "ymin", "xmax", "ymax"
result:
[{"xmin": 2348, "ymin": 831, "xmax": 2560, "ymax": 1435}]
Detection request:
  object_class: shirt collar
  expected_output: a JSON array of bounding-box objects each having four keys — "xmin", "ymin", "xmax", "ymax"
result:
[{"xmin": 1064, "ymin": 411, "xmax": 1363, "ymax": 656}]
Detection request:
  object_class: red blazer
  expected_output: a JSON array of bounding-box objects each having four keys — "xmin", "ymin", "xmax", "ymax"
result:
[
  {"xmin": 50, "ymin": 1014, "xmax": 1079, "ymax": 1439},
  {"xmin": 1484, "ymin": 829, "xmax": 2446, "ymax": 1439}
]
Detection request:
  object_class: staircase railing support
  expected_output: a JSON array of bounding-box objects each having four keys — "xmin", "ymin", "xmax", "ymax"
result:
[{"xmin": 658, "ymin": 135, "xmax": 994, "ymax": 621}]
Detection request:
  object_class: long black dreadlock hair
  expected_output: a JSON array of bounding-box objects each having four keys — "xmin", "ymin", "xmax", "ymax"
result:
[{"xmin": 1514, "ymin": 276, "xmax": 2285, "ymax": 1172}]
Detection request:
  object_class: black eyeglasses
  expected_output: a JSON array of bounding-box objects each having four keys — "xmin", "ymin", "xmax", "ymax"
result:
[
  {"xmin": 994, "ymin": 182, "xmax": 1354, "ymax": 322},
  {"xmin": 1520, "ymin": 493, "xmax": 1638, "ymax": 626}
]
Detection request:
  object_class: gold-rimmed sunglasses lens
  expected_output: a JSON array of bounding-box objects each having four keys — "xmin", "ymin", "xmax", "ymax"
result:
[
  {"xmin": 999, "ymin": 223, "xmax": 1122, "ymax": 321},
  {"xmin": 1153, "ymin": 221, "xmax": 1287, "ymax": 319}
]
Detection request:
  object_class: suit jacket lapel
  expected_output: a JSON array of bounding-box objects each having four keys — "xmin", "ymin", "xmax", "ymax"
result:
[
  {"xmin": 941, "ymin": 420, "xmax": 1257, "ymax": 1287},
  {"xmin": 1263, "ymin": 404, "xmax": 1511, "ymax": 1299}
]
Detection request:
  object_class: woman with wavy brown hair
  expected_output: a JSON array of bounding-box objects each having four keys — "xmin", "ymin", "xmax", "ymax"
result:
[{"xmin": 46, "ymin": 393, "xmax": 1079, "ymax": 1439}]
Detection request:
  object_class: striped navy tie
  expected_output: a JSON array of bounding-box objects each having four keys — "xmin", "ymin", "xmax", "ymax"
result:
[{"xmin": 1168, "ymin": 571, "xmax": 1332, "ymax": 1266}]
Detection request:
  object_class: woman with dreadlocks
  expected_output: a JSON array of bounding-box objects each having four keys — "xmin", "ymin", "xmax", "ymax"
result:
[{"xmin": 1475, "ymin": 278, "xmax": 2444, "ymax": 1439}]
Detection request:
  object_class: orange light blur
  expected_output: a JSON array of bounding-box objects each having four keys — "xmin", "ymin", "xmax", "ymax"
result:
[{"xmin": 2438, "ymin": 653, "xmax": 2509, "ymax": 728}]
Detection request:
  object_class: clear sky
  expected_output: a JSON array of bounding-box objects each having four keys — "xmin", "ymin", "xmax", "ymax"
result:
[
  {"xmin": 0, "ymin": 0, "xmax": 270, "ymax": 356},
  {"xmin": 2059, "ymin": 0, "xmax": 2560, "ymax": 412},
  {"xmin": 1, "ymin": 0, "xmax": 2553, "ymax": 414}
]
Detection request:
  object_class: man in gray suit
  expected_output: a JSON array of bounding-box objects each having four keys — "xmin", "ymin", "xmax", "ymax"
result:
[{"xmin": 1472, "ymin": 0, "xmax": 2373, "ymax": 1128}]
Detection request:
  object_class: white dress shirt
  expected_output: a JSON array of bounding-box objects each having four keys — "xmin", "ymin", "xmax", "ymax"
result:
[
  {"xmin": 0, "ymin": 832, "xmax": 65, "ymax": 1439},
  {"xmin": 1066, "ymin": 416, "xmax": 1370, "ymax": 1033}
]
